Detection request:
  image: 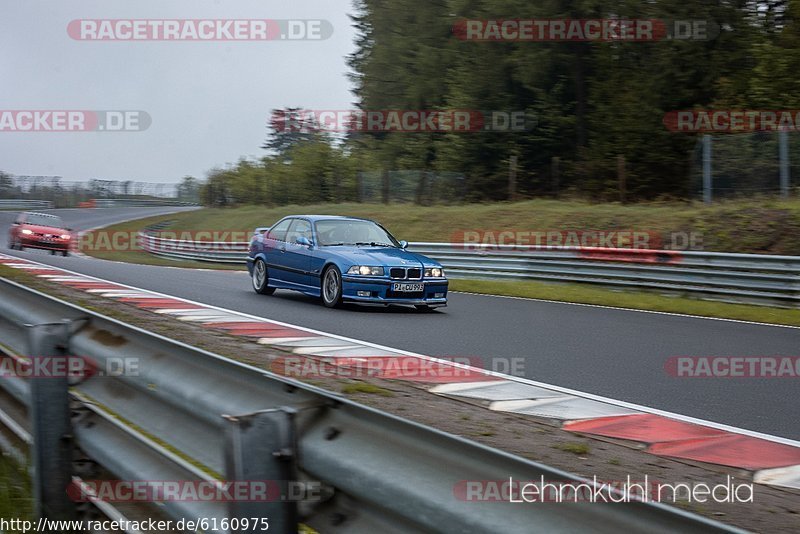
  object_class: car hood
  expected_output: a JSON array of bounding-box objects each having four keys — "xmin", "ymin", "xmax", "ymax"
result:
[{"xmin": 325, "ymin": 246, "xmax": 440, "ymax": 267}]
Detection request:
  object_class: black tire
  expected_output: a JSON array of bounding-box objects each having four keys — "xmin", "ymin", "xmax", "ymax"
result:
[
  {"xmin": 7, "ymin": 237, "xmax": 16, "ymax": 250},
  {"xmin": 62, "ymin": 249, "xmax": 70, "ymax": 257},
  {"xmin": 252, "ymin": 259, "xmax": 275, "ymax": 295},
  {"xmin": 51, "ymin": 249, "xmax": 56, "ymax": 255},
  {"xmin": 321, "ymin": 266, "xmax": 343, "ymax": 308}
]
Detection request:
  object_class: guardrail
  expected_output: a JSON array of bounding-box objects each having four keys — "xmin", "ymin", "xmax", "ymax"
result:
[
  {"xmin": 0, "ymin": 199, "xmax": 54, "ymax": 210},
  {"xmin": 137, "ymin": 231, "xmax": 800, "ymax": 308},
  {"xmin": 139, "ymin": 231, "xmax": 248, "ymax": 263},
  {"xmin": 92, "ymin": 199, "xmax": 198, "ymax": 208},
  {"xmin": 0, "ymin": 277, "xmax": 735, "ymax": 533}
]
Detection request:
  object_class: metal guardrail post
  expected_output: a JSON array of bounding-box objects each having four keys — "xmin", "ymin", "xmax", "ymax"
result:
[
  {"xmin": 27, "ymin": 321, "xmax": 78, "ymax": 522},
  {"xmin": 779, "ymin": 129, "xmax": 790, "ymax": 199},
  {"xmin": 702, "ymin": 134, "xmax": 712, "ymax": 204},
  {"xmin": 224, "ymin": 408, "xmax": 298, "ymax": 534}
]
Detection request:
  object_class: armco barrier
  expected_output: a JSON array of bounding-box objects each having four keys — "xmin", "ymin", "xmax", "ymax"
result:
[
  {"xmin": 0, "ymin": 199, "xmax": 195, "ymax": 210},
  {"xmin": 137, "ymin": 231, "xmax": 800, "ymax": 308},
  {"xmin": 0, "ymin": 199, "xmax": 54, "ymax": 210},
  {"xmin": 0, "ymin": 277, "xmax": 738, "ymax": 533},
  {"xmin": 92, "ymin": 199, "xmax": 197, "ymax": 208}
]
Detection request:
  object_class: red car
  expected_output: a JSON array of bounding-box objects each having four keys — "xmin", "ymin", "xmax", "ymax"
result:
[{"xmin": 8, "ymin": 212, "xmax": 72, "ymax": 256}]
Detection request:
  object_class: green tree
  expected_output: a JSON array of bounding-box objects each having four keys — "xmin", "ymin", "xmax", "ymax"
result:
[{"xmin": 176, "ymin": 176, "xmax": 200, "ymax": 203}]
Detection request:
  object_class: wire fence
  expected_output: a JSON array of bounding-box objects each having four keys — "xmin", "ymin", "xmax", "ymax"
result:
[
  {"xmin": 0, "ymin": 175, "xmax": 190, "ymax": 208},
  {"xmin": 690, "ymin": 132, "xmax": 798, "ymax": 200}
]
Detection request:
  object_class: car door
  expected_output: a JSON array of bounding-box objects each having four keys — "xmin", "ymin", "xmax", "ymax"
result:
[
  {"xmin": 263, "ymin": 218, "xmax": 293, "ymax": 284},
  {"xmin": 283, "ymin": 218, "xmax": 314, "ymax": 288}
]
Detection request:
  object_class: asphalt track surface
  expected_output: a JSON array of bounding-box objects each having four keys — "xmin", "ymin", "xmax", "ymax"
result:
[{"xmin": 1, "ymin": 208, "xmax": 798, "ymax": 440}]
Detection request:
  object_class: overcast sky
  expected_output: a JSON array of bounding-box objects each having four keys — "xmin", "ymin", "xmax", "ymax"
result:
[{"xmin": 0, "ymin": 1, "xmax": 356, "ymax": 183}]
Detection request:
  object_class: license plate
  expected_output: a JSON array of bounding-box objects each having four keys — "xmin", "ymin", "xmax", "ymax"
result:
[{"xmin": 392, "ymin": 283, "xmax": 424, "ymax": 292}]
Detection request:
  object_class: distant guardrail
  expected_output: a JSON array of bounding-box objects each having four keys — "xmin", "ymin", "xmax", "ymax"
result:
[
  {"xmin": 0, "ymin": 199, "xmax": 54, "ymax": 210},
  {"xmin": 90, "ymin": 199, "xmax": 198, "ymax": 208},
  {"xmin": 0, "ymin": 277, "xmax": 736, "ymax": 533},
  {"xmin": 137, "ymin": 231, "xmax": 800, "ymax": 308}
]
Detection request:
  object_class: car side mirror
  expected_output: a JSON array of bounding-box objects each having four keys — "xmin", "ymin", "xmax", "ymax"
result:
[
  {"xmin": 399, "ymin": 240, "xmax": 408, "ymax": 249},
  {"xmin": 296, "ymin": 236, "xmax": 312, "ymax": 247}
]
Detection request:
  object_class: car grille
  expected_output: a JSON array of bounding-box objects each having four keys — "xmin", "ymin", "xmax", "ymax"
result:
[{"xmin": 389, "ymin": 267, "xmax": 422, "ymax": 280}]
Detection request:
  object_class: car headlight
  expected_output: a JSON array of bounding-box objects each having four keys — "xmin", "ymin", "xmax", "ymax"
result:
[
  {"xmin": 425, "ymin": 267, "xmax": 444, "ymax": 278},
  {"xmin": 347, "ymin": 265, "xmax": 384, "ymax": 276},
  {"xmin": 61, "ymin": 234, "xmax": 71, "ymax": 240},
  {"xmin": 21, "ymin": 229, "xmax": 33, "ymax": 235}
]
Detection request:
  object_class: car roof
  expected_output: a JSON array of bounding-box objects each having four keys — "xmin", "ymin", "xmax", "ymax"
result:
[{"xmin": 283, "ymin": 215, "xmax": 373, "ymax": 223}]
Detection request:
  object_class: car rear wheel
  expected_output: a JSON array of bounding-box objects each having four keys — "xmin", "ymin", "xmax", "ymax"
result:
[
  {"xmin": 321, "ymin": 266, "xmax": 343, "ymax": 308},
  {"xmin": 252, "ymin": 259, "xmax": 275, "ymax": 295}
]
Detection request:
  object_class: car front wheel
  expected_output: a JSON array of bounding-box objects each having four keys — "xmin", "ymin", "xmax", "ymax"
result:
[
  {"xmin": 252, "ymin": 259, "xmax": 275, "ymax": 295},
  {"xmin": 321, "ymin": 266, "xmax": 343, "ymax": 308}
]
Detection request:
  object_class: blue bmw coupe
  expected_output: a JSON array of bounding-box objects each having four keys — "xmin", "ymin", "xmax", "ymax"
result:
[{"xmin": 246, "ymin": 216, "xmax": 448, "ymax": 309}]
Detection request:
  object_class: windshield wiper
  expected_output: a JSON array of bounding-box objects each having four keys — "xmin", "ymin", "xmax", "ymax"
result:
[
  {"xmin": 355, "ymin": 242, "xmax": 395, "ymax": 247},
  {"xmin": 323, "ymin": 242, "xmax": 347, "ymax": 246}
]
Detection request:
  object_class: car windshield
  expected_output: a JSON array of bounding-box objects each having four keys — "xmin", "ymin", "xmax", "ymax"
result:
[
  {"xmin": 315, "ymin": 219, "xmax": 399, "ymax": 247},
  {"xmin": 25, "ymin": 213, "xmax": 64, "ymax": 228}
]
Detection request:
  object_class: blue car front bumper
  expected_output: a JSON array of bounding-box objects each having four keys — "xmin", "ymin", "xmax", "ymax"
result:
[{"xmin": 342, "ymin": 275, "xmax": 448, "ymax": 307}]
